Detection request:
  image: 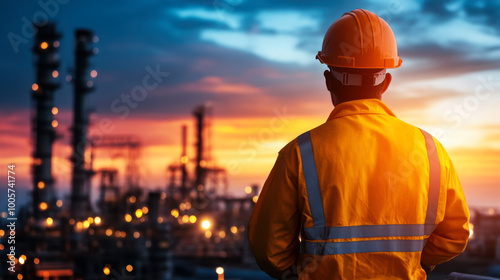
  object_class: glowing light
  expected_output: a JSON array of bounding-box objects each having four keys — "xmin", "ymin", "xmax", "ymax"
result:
[
  {"xmin": 69, "ymin": 219, "xmax": 75, "ymax": 225},
  {"xmin": 39, "ymin": 202, "xmax": 48, "ymax": 211},
  {"xmin": 0, "ymin": 244, "xmax": 3, "ymax": 250},
  {"xmin": 40, "ymin": 42, "xmax": 48, "ymax": 49},
  {"xmin": 219, "ymin": 231, "xmax": 226, "ymax": 238},
  {"xmin": 51, "ymin": 107, "xmax": 58, "ymax": 115},
  {"xmin": 56, "ymin": 200, "xmax": 63, "ymax": 207},
  {"xmin": 197, "ymin": 185, "xmax": 204, "ymax": 191},
  {"xmin": 142, "ymin": 206, "xmax": 149, "ymax": 214},
  {"xmin": 205, "ymin": 231, "xmax": 212, "ymax": 238},
  {"xmin": 19, "ymin": 255, "xmax": 26, "ymax": 264},
  {"xmin": 87, "ymin": 217, "xmax": 94, "ymax": 224},
  {"xmin": 157, "ymin": 217, "xmax": 163, "ymax": 223},
  {"xmin": 83, "ymin": 221, "xmax": 90, "ymax": 228},
  {"xmin": 189, "ymin": 215, "xmax": 197, "ymax": 223},
  {"xmin": 34, "ymin": 258, "xmax": 40, "ymax": 264},
  {"xmin": 115, "ymin": 231, "xmax": 121, "ymax": 238},
  {"xmin": 17, "ymin": 274, "xmax": 23, "ymax": 280},
  {"xmin": 106, "ymin": 229, "xmax": 113, "ymax": 236},
  {"xmin": 90, "ymin": 70, "xmax": 98, "ymax": 78},
  {"xmin": 185, "ymin": 202, "xmax": 191, "ymax": 210},
  {"xmin": 469, "ymin": 223, "xmax": 474, "ymax": 239},
  {"xmin": 200, "ymin": 160, "xmax": 207, "ymax": 167},
  {"xmin": 32, "ymin": 83, "xmax": 39, "ymax": 91},
  {"xmin": 182, "ymin": 215, "xmax": 189, "ymax": 223},
  {"xmin": 53, "ymin": 41, "xmax": 59, "ymax": 48},
  {"xmin": 52, "ymin": 70, "xmax": 59, "ymax": 78},
  {"xmin": 46, "ymin": 217, "xmax": 53, "ymax": 226},
  {"xmin": 244, "ymin": 186, "xmax": 252, "ymax": 194},
  {"xmin": 129, "ymin": 196, "xmax": 136, "ymax": 203},
  {"xmin": 171, "ymin": 209, "xmax": 179, "ymax": 218},
  {"xmin": 34, "ymin": 158, "xmax": 42, "ymax": 165},
  {"xmin": 120, "ymin": 231, "xmax": 126, "ymax": 238},
  {"xmin": 126, "ymin": 264, "xmax": 133, "ymax": 272},
  {"xmin": 230, "ymin": 226, "xmax": 238, "ymax": 234},
  {"xmin": 179, "ymin": 203, "xmax": 186, "ymax": 211},
  {"xmin": 216, "ymin": 267, "xmax": 224, "ymax": 275},
  {"xmin": 0, "ymin": 230, "xmax": 4, "ymax": 236},
  {"xmin": 51, "ymin": 120, "xmax": 58, "ymax": 128},
  {"xmin": 38, "ymin": 181, "xmax": 45, "ymax": 189},
  {"xmin": 489, "ymin": 208, "xmax": 495, "ymax": 215},
  {"xmin": 103, "ymin": 267, "xmax": 110, "ymax": 275},
  {"xmin": 94, "ymin": 216, "xmax": 101, "ymax": 224},
  {"xmin": 135, "ymin": 209, "xmax": 143, "ymax": 218},
  {"xmin": 181, "ymin": 155, "xmax": 188, "ymax": 164},
  {"xmin": 252, "ymin": 196, "xmax": 258, "ymax": 203},
  {"xmin": 125, "ymin": 214, "xmax": 132, "ymax": 222},
  {"xmin": 134, "ymin": 231, "xmax": 140, "ymax": 238},
  {"xmin": 76, "ymin": 222, "xmax": 83, "ymax": 230},
  {"xmin": 201, "ymin": 220, "xmax": 211, "ymax": 229}
]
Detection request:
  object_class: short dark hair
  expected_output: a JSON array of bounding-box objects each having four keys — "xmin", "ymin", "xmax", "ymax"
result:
[{"xmin": 329, "ymin": 66, "xmax": 386, "ymax": 96}]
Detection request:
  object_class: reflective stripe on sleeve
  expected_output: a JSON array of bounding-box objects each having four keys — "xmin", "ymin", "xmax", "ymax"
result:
[
  {"xmin": 298, "ymin": 131, "xmax": 326, "ymax": 227},
  {"xmin": 419, "ymin": 129, "xmax": 441, "ymax": 225}
]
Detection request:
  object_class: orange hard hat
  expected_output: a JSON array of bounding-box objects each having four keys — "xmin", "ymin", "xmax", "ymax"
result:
[{"xmin": 317, "ymin": 9, "xmax": 402, "ymax": 69}]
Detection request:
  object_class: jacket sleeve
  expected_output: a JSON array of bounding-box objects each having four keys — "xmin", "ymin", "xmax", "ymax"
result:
[
  {"xmin": 421, "ymin": 147, "xmax": 470, "ymax": 266},
  {"xmin": 248, "ymin": 143, "xmax": 300, "ymax": 279}
]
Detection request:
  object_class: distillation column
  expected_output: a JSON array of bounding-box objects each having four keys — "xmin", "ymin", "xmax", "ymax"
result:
[{"xmin": 31, "ymin": 23, "xmax": 61, "ymax": 220}]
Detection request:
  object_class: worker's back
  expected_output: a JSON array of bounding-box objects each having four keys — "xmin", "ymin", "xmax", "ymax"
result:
[
  {"xmin": 248, "ymin": 98, "xmax": 469, "ymax": 280},
  {"xmin": 297, "ymin": 98, "xmax": 435, "ymax": 279}
]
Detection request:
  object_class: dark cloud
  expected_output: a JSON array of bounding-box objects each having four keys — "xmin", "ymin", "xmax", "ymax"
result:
[
  {"xmin": 422, "ymin": 0, "xmax": 500, "ymax": 30},
  {"xmin": 396, "ymin": 42, "xmax": 500, "ymax": 83},
  {"xmin": 1, "ymin": 0, "xmax": 499, "ymax": 120}
]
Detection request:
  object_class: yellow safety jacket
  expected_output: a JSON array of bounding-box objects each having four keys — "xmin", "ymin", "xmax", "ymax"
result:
[{"xmin": 248, "ymin": 99, "xmax": 469, "ymax": 280}]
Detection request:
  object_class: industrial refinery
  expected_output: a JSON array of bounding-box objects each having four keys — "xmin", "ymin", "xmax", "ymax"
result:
[{"xmin": 0, "ymin": 23, "xmax": 261, "ymax": 280}]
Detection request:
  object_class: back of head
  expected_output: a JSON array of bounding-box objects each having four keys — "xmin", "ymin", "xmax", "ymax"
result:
[{"xmin": 317, "ymin": 9, "xmax": 402, "ymax": 101}]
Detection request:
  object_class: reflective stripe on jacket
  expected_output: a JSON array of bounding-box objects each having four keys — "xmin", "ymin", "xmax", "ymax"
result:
[{"xmin": 248, "ymin": 99, "xmax": 470, "ymax": 280}]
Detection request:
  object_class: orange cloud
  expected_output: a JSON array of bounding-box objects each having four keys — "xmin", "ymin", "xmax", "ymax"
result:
[{"xmin": 180, "ymin": 76, "xmax": 261, "ymax": 95}]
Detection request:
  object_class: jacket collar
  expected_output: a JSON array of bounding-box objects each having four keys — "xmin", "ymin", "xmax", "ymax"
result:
[{"xmin": 327, "ymin": 99, "xmax": 396, "ymax": 121}]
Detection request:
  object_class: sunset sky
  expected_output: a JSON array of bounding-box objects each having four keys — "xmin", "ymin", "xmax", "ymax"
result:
[{"xmin": 1, "ymin": 0, "xmax": 499, "ymax": 208}]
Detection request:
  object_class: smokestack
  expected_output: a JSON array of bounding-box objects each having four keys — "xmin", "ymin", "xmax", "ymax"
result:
[
  {"xmin": 180, "ymin": 125, "xmax": 188, "ymax": 197},
  {"xmin": 31, "ymin": 23, "xmax": 61, "ymax": 220},
  {"xmin": 70, "ymin": 29, "xmax": 96, "ymax": 220},
  {"xmin": 193, "ymin": 106, "xmax": 206, "ymax": 191}
]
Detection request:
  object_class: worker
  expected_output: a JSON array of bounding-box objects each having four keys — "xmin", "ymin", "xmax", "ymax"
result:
[{"xmin": 248, "ymin": 8, "xmax": 470, "ymax": 280}]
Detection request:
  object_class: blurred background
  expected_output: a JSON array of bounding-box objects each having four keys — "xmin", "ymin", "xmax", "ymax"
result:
[{"xmin": 0, "ymin": 0, "xmax": 499, "ymax": 279}]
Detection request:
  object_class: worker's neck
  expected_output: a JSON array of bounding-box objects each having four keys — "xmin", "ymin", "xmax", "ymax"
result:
[{"xmin": 331, "ymin": 92, "xmax": 382, "ymax": 107}]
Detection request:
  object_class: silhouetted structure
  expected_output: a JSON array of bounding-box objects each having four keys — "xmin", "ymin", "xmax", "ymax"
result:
[
  {"xmin": 31, "ymin": 23, "xmax": 61, "ymax": 220},
  {"xmin": 70, "ymin": 29, "xmax": 96, "ymax": 220}
]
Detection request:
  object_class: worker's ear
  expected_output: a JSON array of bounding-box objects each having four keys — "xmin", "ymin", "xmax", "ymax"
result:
[
  {"xmin": 381, "ymin": 72, "xmax": 392, "ymax": 94},
  {"xmin": 324, "ymin": 70, "xmax": 334, "ymax": 93}
]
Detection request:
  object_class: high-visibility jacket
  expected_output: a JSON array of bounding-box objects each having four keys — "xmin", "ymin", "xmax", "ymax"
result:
[{"xmin": 248, "ymin": 99, "xmax": 470, "ymax": 280}]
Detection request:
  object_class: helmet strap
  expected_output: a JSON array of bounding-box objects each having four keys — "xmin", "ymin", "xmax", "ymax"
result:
[{"xmin": 331, "ymin": 69, "xmax": 386, "ymax": 86}]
